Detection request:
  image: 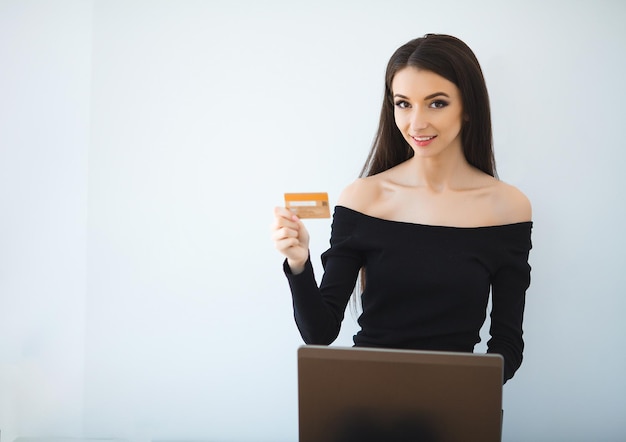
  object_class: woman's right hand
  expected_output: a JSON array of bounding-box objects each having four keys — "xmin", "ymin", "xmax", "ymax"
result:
[{"xmin": 271, "ymin": 206, "xmax": 310, "ymax": 274}]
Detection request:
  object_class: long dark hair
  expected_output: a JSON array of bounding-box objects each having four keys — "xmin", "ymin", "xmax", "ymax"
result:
[{"xmin": 360, "ymin": 34, "xmax": 496, "ymax": 178}]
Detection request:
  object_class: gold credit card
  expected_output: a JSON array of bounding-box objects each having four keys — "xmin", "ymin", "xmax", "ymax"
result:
[{"xmin": 284, "ymin": 192, "xmax": 330, "ymax": 219}]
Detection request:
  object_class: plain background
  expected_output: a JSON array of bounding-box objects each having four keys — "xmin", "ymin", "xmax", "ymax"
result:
[{"xmin": 1, "ymin": 0, "xmax": 625, "ymax": 441}]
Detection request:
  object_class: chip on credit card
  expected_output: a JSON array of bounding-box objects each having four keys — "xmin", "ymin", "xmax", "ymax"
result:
[{"xmin": 284, "ymin": 192, "xmax": 330, "ymax": 219}]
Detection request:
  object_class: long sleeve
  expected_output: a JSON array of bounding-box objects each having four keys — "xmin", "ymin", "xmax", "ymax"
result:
[
  {"xmin": 486, "ymin": 224, "xmax": 532, "ymax": 383},
  {"xmin": 284, "ymin": 211, "xmax": 363, "ymax": 345}
]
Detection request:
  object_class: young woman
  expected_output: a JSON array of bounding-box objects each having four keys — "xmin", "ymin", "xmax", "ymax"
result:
[{"xmin": 271, "ymin": 34, "xmax": 532, "ymax": 383}]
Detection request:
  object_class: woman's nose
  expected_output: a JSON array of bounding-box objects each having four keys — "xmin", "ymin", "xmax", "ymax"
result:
[{"xmin": 410, "ymin": 110, "xmax": 428, "ymax": 131}]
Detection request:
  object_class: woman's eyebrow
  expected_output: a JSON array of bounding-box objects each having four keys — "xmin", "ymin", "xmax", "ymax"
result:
[
  {"xmin": 393, "ymin": 92, "xmax": 451, "ymax": 100},
  {"xmin": 424, "ymin": 91, "xmax": 450, "ymax": 100}
]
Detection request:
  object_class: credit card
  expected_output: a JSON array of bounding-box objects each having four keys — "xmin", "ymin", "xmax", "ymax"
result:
[{"xmin": 284, "ymin": 192, "xmax": 330, "ymax": 219}]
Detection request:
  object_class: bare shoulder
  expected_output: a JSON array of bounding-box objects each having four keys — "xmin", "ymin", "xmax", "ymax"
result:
[
  {"xmin": 491, "ymin": 180, "xmax": 532, "ymax": 224},
  {"xmin": 336, "ymin": 176, "xmax": 383, "ymax": 214}
]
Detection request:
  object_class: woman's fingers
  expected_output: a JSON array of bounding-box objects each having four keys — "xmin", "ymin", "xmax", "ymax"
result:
[
  {"xmin": 274, "ymin": 205, "xmax": 298, "ymax": 222},
  {"xmin": 271, "ymin": 206, "xmax": 309, "ymax": 262},
  {"xmin": 272, "ymin": 224, "xmax": 298, "ymax": 243}
]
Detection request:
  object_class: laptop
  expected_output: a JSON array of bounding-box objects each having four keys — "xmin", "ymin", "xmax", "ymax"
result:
[{"xmin": 298, "ymin": 345, "xmax": 503, "ymax": 442}]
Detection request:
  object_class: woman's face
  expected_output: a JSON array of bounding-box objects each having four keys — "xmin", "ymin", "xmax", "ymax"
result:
[{"xmin": 391, "ymin": 67, "xmax": 465, "ymax": 159}]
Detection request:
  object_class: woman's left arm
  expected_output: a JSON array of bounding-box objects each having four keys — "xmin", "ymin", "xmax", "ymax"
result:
[{"xmin": 487, "ymin": 238, "xmax": 530, "ymax": 382}]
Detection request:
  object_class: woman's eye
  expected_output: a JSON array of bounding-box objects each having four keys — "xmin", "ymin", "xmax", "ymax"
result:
[
  {"xmin": 430, "ymin": 100, "xmax": 449, "ymax": 109},
  {"xmin": 394, "ymin": 100, "xmax": 410, "ymax": 109}
]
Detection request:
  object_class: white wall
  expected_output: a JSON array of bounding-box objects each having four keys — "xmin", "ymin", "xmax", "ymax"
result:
[
  {"xmin": 1, "ymin": 0, "xmax": 625, "ymax": 441},
  {"xmin": 0, "ymin": 0, "xmax": 92, "ymax": 441}
]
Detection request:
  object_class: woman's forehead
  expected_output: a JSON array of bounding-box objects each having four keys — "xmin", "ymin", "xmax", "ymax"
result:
[{"xmin": 391, "ymin": 67, "xmax": 459, "ymax": 98}]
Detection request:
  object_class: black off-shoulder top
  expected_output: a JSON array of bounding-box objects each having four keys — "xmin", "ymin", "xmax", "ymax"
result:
[{"xmin": 284, "ymin": 206, "xmax": 532, "ymax": 382}]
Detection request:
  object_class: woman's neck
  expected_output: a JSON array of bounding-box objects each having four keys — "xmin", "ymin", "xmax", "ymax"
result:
[{"xmin": 406, "ymin": 149, "xmax": 475, "ymax": 192}]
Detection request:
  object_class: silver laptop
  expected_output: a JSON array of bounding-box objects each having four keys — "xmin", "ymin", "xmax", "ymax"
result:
[{"xmin": 298, "ymin": 345, "xmax": 503, "ymax": 442}]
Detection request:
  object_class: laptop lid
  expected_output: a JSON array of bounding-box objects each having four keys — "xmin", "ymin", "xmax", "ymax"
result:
[{"xmin": 298, "ymin": 345, "xmax": 503, "ymax": 442}]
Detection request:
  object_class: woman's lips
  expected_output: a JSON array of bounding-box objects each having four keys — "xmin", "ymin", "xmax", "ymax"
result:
[{"xmin": 411, "ymin": 135, "xmax": 437, "ymax": 147}]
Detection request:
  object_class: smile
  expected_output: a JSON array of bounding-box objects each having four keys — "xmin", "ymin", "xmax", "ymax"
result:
[{"xmin": 411, "ymin": 135, "xmax": 437, "ymax": 146}]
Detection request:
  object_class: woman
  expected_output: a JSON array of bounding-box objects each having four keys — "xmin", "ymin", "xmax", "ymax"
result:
[{"xmin": 272, "ymin": 34, "xmax": 532, "ymax": 383}]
